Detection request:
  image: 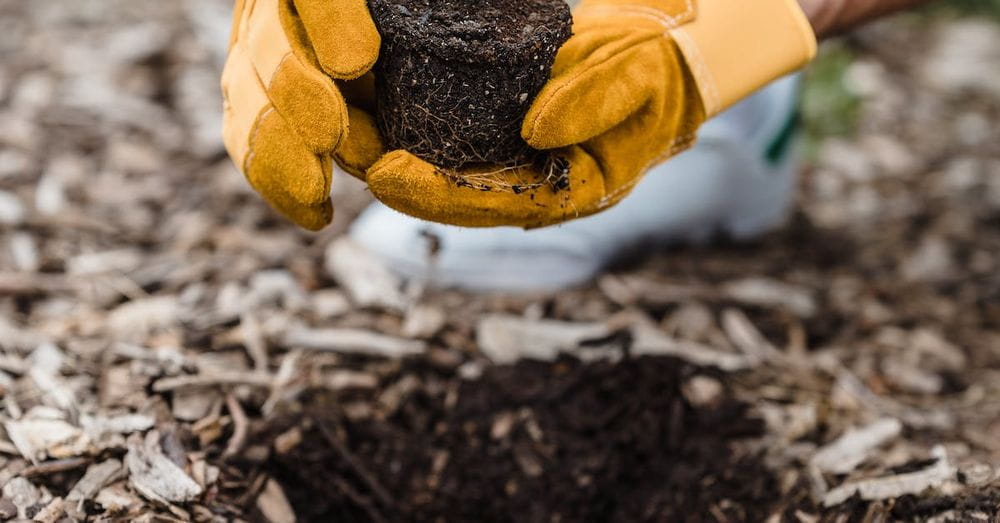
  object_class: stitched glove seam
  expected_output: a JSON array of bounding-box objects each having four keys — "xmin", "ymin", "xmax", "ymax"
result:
[
  {"xmin": 667, "ymin": 27, "xmax": 720, "ymax": 116},
  {"xmin": 323, "ymin": 56, "xmax": 379, "ymax": 81},
  {"xmin": 594, "ymin": 133, "xmax": 696, "ymax": 209},
  {"xmin": 243, "ymin": 105, "xmax": 275, "ymax": 179}
]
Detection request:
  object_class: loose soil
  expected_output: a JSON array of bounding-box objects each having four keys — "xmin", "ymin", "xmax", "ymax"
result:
[
  {"xmin": 370, "ymin": 0, "xmax": 572, "ymax": 168},
  {"xmin": 263, "ymin": 356, "xmax": 777, "ymax": 522}
]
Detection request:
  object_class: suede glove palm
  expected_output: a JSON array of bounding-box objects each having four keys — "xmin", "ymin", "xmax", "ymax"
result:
[
  {"xmin": 336, "ymin": 0, "xmax": 817, "ymax": 228},
  {"xmin": 222, "ymin": 0, "xmax": 379, "ymax": 230}
]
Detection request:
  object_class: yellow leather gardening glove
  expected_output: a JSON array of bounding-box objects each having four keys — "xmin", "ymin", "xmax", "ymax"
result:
[
  {"xmin": 336, "ymin": 0, "xmax": 817, "ymax": 229},
  {"xmin": 222, "ymin": 0, "xmax": 379, "ymax": 230}
]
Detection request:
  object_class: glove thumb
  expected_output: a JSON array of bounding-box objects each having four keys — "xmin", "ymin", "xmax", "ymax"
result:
[{"xmin": 522, "ymin": 25, "xmax": 670, "ymax": 150}]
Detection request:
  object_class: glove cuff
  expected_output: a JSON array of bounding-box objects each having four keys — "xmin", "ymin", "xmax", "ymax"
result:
[{"xmin": 668, "ymin": 0, "xmax": 817, "ymax": 117}]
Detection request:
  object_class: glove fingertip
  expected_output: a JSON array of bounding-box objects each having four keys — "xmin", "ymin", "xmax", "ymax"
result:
[
  {"xmin": 522, "ymin": 80, "xmax": 604, "ymax": 150},
  {"xmin": 292, "ymin": 201, "xmax": 334, "ymax": 231},
  {"xmin": 295, "ymin": 0, "xmax": 381, "ymax": 80},
  {"xmin": 367, "ymin": 150, "xmax": 457, "ymax": 221},
  {"xmin": 335, "ymin": 106, "xmax": 386, "ymax": 180},
  {"xmin": 324, "ymin": 29, "xmax": 380, "ymax": 80},
  {"xmin": 248, "ymin": 112, "xmax": 333, "ymax": 207},
  {"xmin": 268, "ymin": 57, "xmax": 348, "ymax": 154},
  {"xmin": 367, "ymin": 150, "xmax": 431, "ymax": 193}
]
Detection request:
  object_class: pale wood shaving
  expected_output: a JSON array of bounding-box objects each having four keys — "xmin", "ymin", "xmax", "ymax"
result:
[{"xmin": 823, "ymin": 446, "xmax": 957, "ymax": 507}]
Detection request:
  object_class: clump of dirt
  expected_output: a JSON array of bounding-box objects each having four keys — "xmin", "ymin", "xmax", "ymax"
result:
[
  {"xmin": 369, "ymin": 0, "xmax": 573, "ymax": 168},
  {"xmin": 264, "ymin": 356, "xmax": 780, "ymax": 522}
]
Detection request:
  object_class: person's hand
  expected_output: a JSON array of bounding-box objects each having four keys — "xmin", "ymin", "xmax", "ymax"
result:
[
  {"xmin": 221, "ymin": 0, "xmax": 379, "ymax": 230},
  {"xmin": 336, "ymin": 0, "xmax": 818, "ymax": 229}
]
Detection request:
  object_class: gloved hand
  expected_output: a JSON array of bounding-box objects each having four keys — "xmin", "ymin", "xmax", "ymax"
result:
[
  {"xmin": 222, "ymin": 0, "xmax": 379, "ymax": 230},
  {"xmin": 336, "ymin": 0, "xmax": 817, "ymax": 228}
]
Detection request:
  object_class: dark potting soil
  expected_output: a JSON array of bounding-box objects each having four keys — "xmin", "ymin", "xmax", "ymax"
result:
[
  {"xmin": 369, "ymin": 0, "xmax": 573, "ymax": 168},
  {"xmin": 260, "ymin": 356, "xmax": 785, "ymax": 522}
]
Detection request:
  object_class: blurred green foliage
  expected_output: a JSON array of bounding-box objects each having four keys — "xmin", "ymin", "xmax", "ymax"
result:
[
  {"xmin": 799, "ymin": 43, "xmax": 860, "ymax": 156},
  {"xmin": 798, "ymin": 0, "xmax": 999, "ymax": 157},
  {"xmin": 933, "ymin": 0, "xmax": 1000, "ymax": 17}
]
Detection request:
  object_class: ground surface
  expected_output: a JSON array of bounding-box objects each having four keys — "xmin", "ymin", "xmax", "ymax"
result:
[{"xmin": 0, "ymin": 0, "xmax": 999, "ymax": 521}]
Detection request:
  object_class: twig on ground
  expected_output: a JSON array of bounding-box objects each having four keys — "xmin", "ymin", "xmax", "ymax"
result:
[
  {"xmin": 21, "ymin": 457, "xmax": 91, "ymax": 478},
  {"xmin": 152, "ymin": 372, "xmax": 274, "ymax": 392},
  {"xmin": 223, "ymin": 394, "xmax": 248, "ymax": 458}
]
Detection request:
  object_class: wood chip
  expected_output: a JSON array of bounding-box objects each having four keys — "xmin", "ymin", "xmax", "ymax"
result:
[
  {"xmin": 189, "ymin": 459, "xmax": 220, "ymax": 491},
  {"xmin": 721, "ymin": 309, "xmax": 784, "ymax": 364},
  {"xmin": 152, "ymin": 371, "xmax": 274, "ymax": 392},
  {"xmin": 320, "ymin": 370, "xmax": 379, "ymax": 391},
  {"xmin": 0, "ymin": 497, "xmax": 15, "ymax": 520},
  {"xmin": 94, "ymin": 483, "xmax": 140, "ymax": 512},
  {"xmin": 107, "ymin": 296, "xmax": 179, "ymax": 342},
  {"xmin": 4, "ymin": 414, "xmax": 91, "ymax": 463},
  {"xmin": 682, "ymin": 376, "xmax": 724, "ymax": 408},
  {"xmin": 811, "ymin": 418, "xmax": 903, "ymax": 474},
  {"xmin": 911, "ymin": 329, "xmax": 967, "ymax": 370},
  {"xmin": 402, "ymin": 304, "xmax": 447, "ymax": 339},
  {"xmin": 597, "ymin": 275, "xmax": 712, "ymax": 306},
  {"xmin": 245, "ymin": 270, "xmax": 308, "ymax": 311},
  {"xmin": 311, "ymin": 289, "xmax": 352, "ymax": 319},
  {"xmin": 256, "ymin": 478, "xmax": 296, "ymax": 523},
  {"xmin": 325, "ymin": 238, "xmax": 407, "ymax": 312},
  {"xmin": 824, "ymin": 446, "xmax": 956, "ymax": 507},
  {"xmin": 721, "ymin": 278, "xmax": 817, "ymax": 318},
  {"xmin": 223, "ymin": 394, "xmax": 248, "ymax": 458},
  {"xmin": 0, "ymin": 190, "xmax": 25, "ymax": 225},
  {"xmin": 631, "ymin": 325, "xmax": 751, "ymax": 372},
  {"xmin": 834, "ymin": 370, "xmax": 953, "ymax": 429},
  {"xmin": 283, "ymin": 328, "xmax": 425, "ymax": 358},
  {"xmin": 67, "ymin": 459, "xmax": 124, "ymax": 503},
  {"xmin": 1, "ymin": 477, "xmax": 39, "ymax": 518},
  {"xmin": 32, "ymin": 496, "xmax": 65, "ymax": 523},
  {"xmin": 21, "ymin": 457, "xmax": 89, "ymax": 478},
  {"xmin": 125, "ymin": 433, "xmax": 203, "ymax": 503},
  {"xmin": 0, "ymin": 354, "xmax": 27, "ymax": 375},
  {"xmin": 0, "ymin": 272, "xmax": 74, "ymax": 296},
  {"xmin": 240, "ymin": 312, "xmax": 269, "ymax": 371},
  {"xmin": 10, "ymin": 232, "xmax": 39, "ymax": 272},
  {"xmin": 171, "ymin": 388, "xmax": 220, "ymax": 422},
  {"xmin": 82, "ymin": 413, "xmax": 155, "ymax": 442},
  {"xmin": 477, "ymin": 315, "xmax": 610, "ymax": 364},
  {"xmin": 760, "ymin": 402, "xmax": 819, "ymax": 443},
  {"xmin": 274, "ymin": 427, "xmax": 303, "ymax": 455},
  {"xmin": 881, "ymin": 359, "xmax": 944, "ymax": 395}
]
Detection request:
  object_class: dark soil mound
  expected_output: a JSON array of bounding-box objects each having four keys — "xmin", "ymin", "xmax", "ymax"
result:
[
  {"xmin": 263, "ymin": 356, "xmax": 781, "ymax": 522},
  {"xmin": 369, "ymin": 0, "xmax": 573, "ymax": 168}
]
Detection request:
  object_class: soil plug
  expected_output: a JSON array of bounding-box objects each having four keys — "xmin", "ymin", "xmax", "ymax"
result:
[{"xmin": 369, "ymin": 0, "xmax": 573, "ymax": 168}]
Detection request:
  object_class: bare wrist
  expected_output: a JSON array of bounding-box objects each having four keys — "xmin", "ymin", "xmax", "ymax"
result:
[
  {"xmin": 797, "ymin": 0, "xmax": 845, "ymax": 39},
  {"xmin": 798, "ymin": 0, "xmax": 935, "ymax": 39}
]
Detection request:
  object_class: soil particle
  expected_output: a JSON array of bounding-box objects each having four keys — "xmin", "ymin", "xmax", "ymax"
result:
[{"xmin": 370, "ymin": 0, "xmax": 573, "ymax": 168}]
